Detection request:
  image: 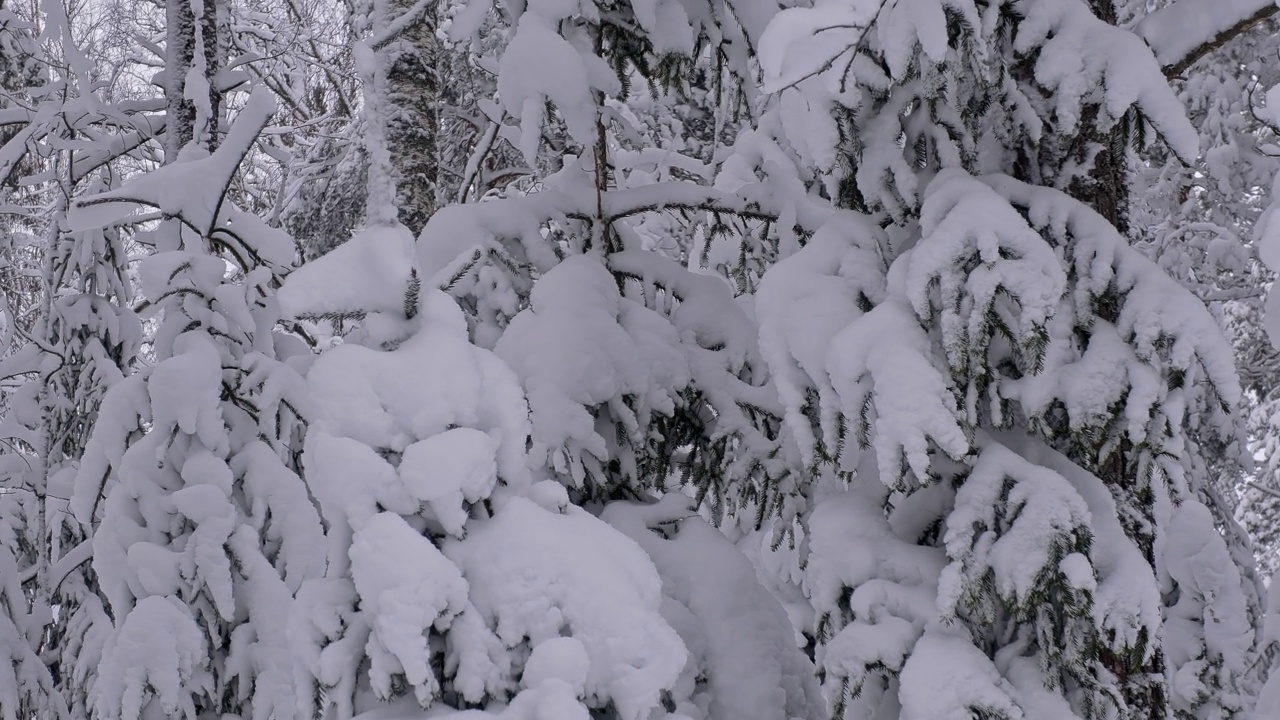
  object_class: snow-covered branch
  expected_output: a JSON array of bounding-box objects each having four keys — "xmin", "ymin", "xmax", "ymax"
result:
[{"xmin": 1137, "ymin": 0, "xmax": 1277, "ymax": 77}]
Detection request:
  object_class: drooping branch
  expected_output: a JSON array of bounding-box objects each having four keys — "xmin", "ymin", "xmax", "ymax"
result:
[{"xmin": 1137, "ymin": 0, "xmax": 1277, "ymax": 77}]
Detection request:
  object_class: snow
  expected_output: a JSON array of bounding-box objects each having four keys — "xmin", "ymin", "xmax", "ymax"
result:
[
  {"xmin": 172, "ymin": 482, "xmax": 238, "ymax": 620},
  {"xmin": 93, "ymin": 596, "xmax": 209, "ymax": 720},
  {"xmin": 520, "ymin": 638, "xmax": 590, "ymax": 694},
  {"xmin": 350, "ymin": 512, "xmax": 469, "ymax": 706},
  {"xmin": 804, "ymin": 479, "xmax": 948, "ymax": 704},
  {"xmin": 398, "ymin": 429, "xmax": 500, "ymax": 538},
  {"xmin": 232, "ymin": 441, "xmax": 327, "ymax": 592},
  {"xmin": 939, "ymin": 440, "xmax": 1093, "ymax": 617},
  {"xmin": 826, "ymin": 298, "xmax": 970, "ymax": 482},
  {"xmin": 17, "ymin": 0, "xmax": 1275, "ymax": 716},
  {"xmin": 909, "ymin": 170, "xmax": 1069, "ymax": 422},
  {"xmin": 986, "ymin": 174, "xmax": 1244, "ymax": 467},
  {"xmin": 1136, "ymin": 0, "xmax": 1274, "ymax": 71},
  {"xmin": 498, "ymin": 15, "xmax": 606, "ymax": 164},
  {"xmin": 304, "ymin": 289, "xmax": 530, "ymax": 485},
  {"xmin": 604, "ymin": 495, "xmax": 823, "ymax": 720},
  {"xmin": 755, "ymin": 216, "xmax": 887, "ymax": 463},
  {"xmin": 1015, "ymin": 0, "xmax": 1200, "ymax": 161},
  {"xmin": 898, "ymin": 631, "xmax": 1021, "ymax": 720},
  {"xmin": 67, "ymin": 88, "xmax": 292, "ymax": 263},
  {"xmin": 225, "ymin": 526, "xmax": 302, "ymax": 720},
  {"xmin": 995, "ymin": 431, "xmax": 1164, "ymax": 653},
  {"xmin": 444, "ymin": 497, "xmax": 687, "ymax": 720},
  {"xmin": 1161, "ymin": 500, "xmax": 1254, "ymax": 715},
  {"xmin": 278, "ymin": 224, "xmax": 419, "ymax": 319},
  {"xmin": 494, "ymin": 255, "xmax": 689, "ymax": 486}
]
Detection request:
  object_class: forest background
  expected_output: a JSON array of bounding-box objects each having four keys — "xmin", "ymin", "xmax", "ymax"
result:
[{"xmin": 4, "ymin": 0, "xmax": 1280, "ymax": 718}]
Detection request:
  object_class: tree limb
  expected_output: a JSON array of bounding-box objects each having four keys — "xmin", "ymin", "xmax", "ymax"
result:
[{"xmin": 1137, "ymin": 0, "xmax": 1278, "ymax": 78}]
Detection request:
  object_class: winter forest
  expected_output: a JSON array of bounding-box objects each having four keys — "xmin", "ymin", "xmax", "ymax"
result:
[{"xmin": 10, "ymin": 0, "xmax": 1280, "ymax": 716}]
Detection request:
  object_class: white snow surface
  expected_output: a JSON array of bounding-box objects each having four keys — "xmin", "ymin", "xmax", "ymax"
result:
[
  {"xmin": 93, "ymin": 596, "xmax": 209, "ymax": 720},
  {"xmin": 1136, "ymin": 0, "xmax": 1273, "ymax": 70},
  {"xmin": 445, "ymin": 497, "xmax": 688, "ymax": 720},
  {"xmin": 351, "ymin": 512, "xmax": 469, "ymax": 706},
  {"xmin": 604, "ymin": 495, "xmax": 823, "ymax": 720},
  {"xmin": 278, "ymin": 224, "xmax": 419, "ymax": 319},
  {"xmin": 898, "ymin": 630, "xmax": 1022, "ymax": 720},
  {"xmin": 305, "ymin": 290, "xmax": 529, "ymax": 484},
  {"xmin": 939, "ymin": 440, "xmax": 1093, "ymax": 616},
  {"xmin": 494, "ymin": 255, "xmax": 689, "ymax": 486},
  {"xmin": 755, "ymin": 215, "xmax": 887, "ymax": 463}
]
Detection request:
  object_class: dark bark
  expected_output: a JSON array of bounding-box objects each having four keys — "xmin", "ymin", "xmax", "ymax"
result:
[
  {"xmin": 199, "ymin": 0, "xmax": 221, "ymax": 152},
  {"xmin": 383, "ymin": 0, "xmax": 439, "ymax": 236},
  {"xmin": 165, "ymin": 0, "xmax": 195, "ymax": 158},
  {"xmin": 165, "ymin": 0, "xmax": 221, "ymax": 157},
  {"xmin": 1158, "ymin": 3, "xmax": 1277, "ymax": 78},
  {"xmin": 1018, "ymin": 1, "xmax": 1167, "ymax": 715}
]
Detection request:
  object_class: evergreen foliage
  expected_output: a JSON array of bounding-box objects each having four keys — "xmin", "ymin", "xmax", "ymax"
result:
[{"xmin": 0, "ymin": 0, "xmax": 1275, "ymax": 718}]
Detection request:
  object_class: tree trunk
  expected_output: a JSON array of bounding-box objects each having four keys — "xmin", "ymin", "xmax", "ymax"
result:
[
  {"xmin": 165, "ymin": 0, "xmax": 196, "ymax": 158},
  {"xmin": 166, "ymin": 0, "xmax": 221, "ymax": 159},
  {"xmin": 382, "ymin": 0, "xmax": 439, "ymax": 235}
]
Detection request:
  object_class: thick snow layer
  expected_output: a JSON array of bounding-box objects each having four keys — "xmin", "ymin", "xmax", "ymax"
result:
[
  {"xmin": 805, "ymin": 481, "xmax": 948, "ymax": 700},
  {"xmin": 232, "ymin": 441, "xmax": 327, "ymax": 592},
  {"xmin": 146, "ymin": 332, "xmax": 225, "ymax": 447},
  {"xmin": 985, "ymin": 174, "xmax": 1243, "ymax": 476},
  {"xmin": 498, "ymin": 15, "xmax": 609, "ymax": 163},
  {"xmin": 305, "ymin": 289, "xmax": 529, "ymax": 486},
  {"xmin": 494, "ymin": 255, "xmax": 689, "ymax": 485},
  {"xmin": 911, "ymin": 170, "xmax": 1066, "ymax": 379},
  {"xmin": 1161, "ymin": 501, "xmax": 1254, "ymax": 714},
  {"xmin": 399, "ymin": 429, "xmax": 500, "ymax": 538},
  {"xmin": 994, "ymin": 431, "xmax": 1163, "ymax": 652},
  {"xmin": 67, "ymin": 89, "xmax": 293, "ymax": 264},
  {"xmin": 521, "ymin": 638, "xmax": 590, "ymax": 695},
  {"xmin": 826, "ymin": 298, "xmax": 969, "ymax": 481},
  {"xmin": 605, "ymin": 495, "xmax": 823, "ymax": 720},
  {"xmin": 445, "ymin": 497, "xmax": 687, "ymax": 720},
  {"xmin": 1136, "ymin": 0, "xmax": 1274, "ymax": 71},
  {"xmin": 939, "ymin": 440, "xmax": 1093, "ymax": 616},
  {"xmin": 755, "ymin": 216, "xmax": 887, "ymax": 463},
  {"xmin": 1015, "ymin": 0, "xmax": 1199, "ymax": 161},
  {"xmin": 351, "ymin": 512, "xmax": 469, "ymax": 705},
  {"xmin": 225, "ymin": 526, "xmax": 303, "ymax": 720},
  {"xmin": 278, "ymin": 224, "xmax": 419, "ymax": 319},
  {"xmin": 898, "ymin": 630, "xmax": 1021, "ymax": 720},
  {"xmin": 94, "ymin": 596, "xmax": 209, "ymax": 720}
]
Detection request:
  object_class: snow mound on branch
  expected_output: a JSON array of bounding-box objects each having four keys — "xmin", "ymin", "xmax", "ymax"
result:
[
  {"xmin": 445, "ymin": 497, "xmax": 687, "ymax": 720},
  {"xmin": 521, "ymin": 638, "xmax": 590, "ymax": 694},
  {"xmin": 805, "ymin": 481, "xmax": 947, "ymax": 701},
  {"xmin": 826, "ymin": 298, "xmax": 969, "ymax": 481},
  {"xmin": 909, "ymin": 169, "xmax": 1066, "ymax": 372},
  {"xmin": 305, "ymin": 289, "xmax": 529, "ymax": 484},
  {"xmin": 351, "ymin": 512, "xmax": 469, "ymax": 705},
  {"xmin": 68, "ymin": 88, "xmax": 294, "ymax": 265},
  {"xmin": 399, "ymin": 428, "xmax": 500, "ymax": 538},
  {"xmin": 494, "ymin": 255, "xmax": 688, "ymax": 486},
  {"xmin": 1161, "ymin": 500, "xmax": 1253, "ymax": 715},
  {"xmin": 278, "ymin": 224, "xmax": 418, "ymax": 319},
  {"xmin": 995, "ymin": 432, "xmax": 1163, "ymax": 651},
  {"xmin": 939, "ymin": 441, "xmax": 1093, "ymax": 616},
  {"xmin": 898, "ymin": 630, "xmax": 1021, "ymax": 720},
  {"xmin": 1015, "ymin": 0, "xmax": 1199, "ymax": 161},
  {"xmin": 604, "ymin": 495, "xmax": 823, "ymax": 720},
  {"xmin": 755, "ymin": 216, "xmax": 887, "ymax": 464},
  {"xmin": 93, "ymin": 596, "xmax": 209, "ymax": 720}
]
